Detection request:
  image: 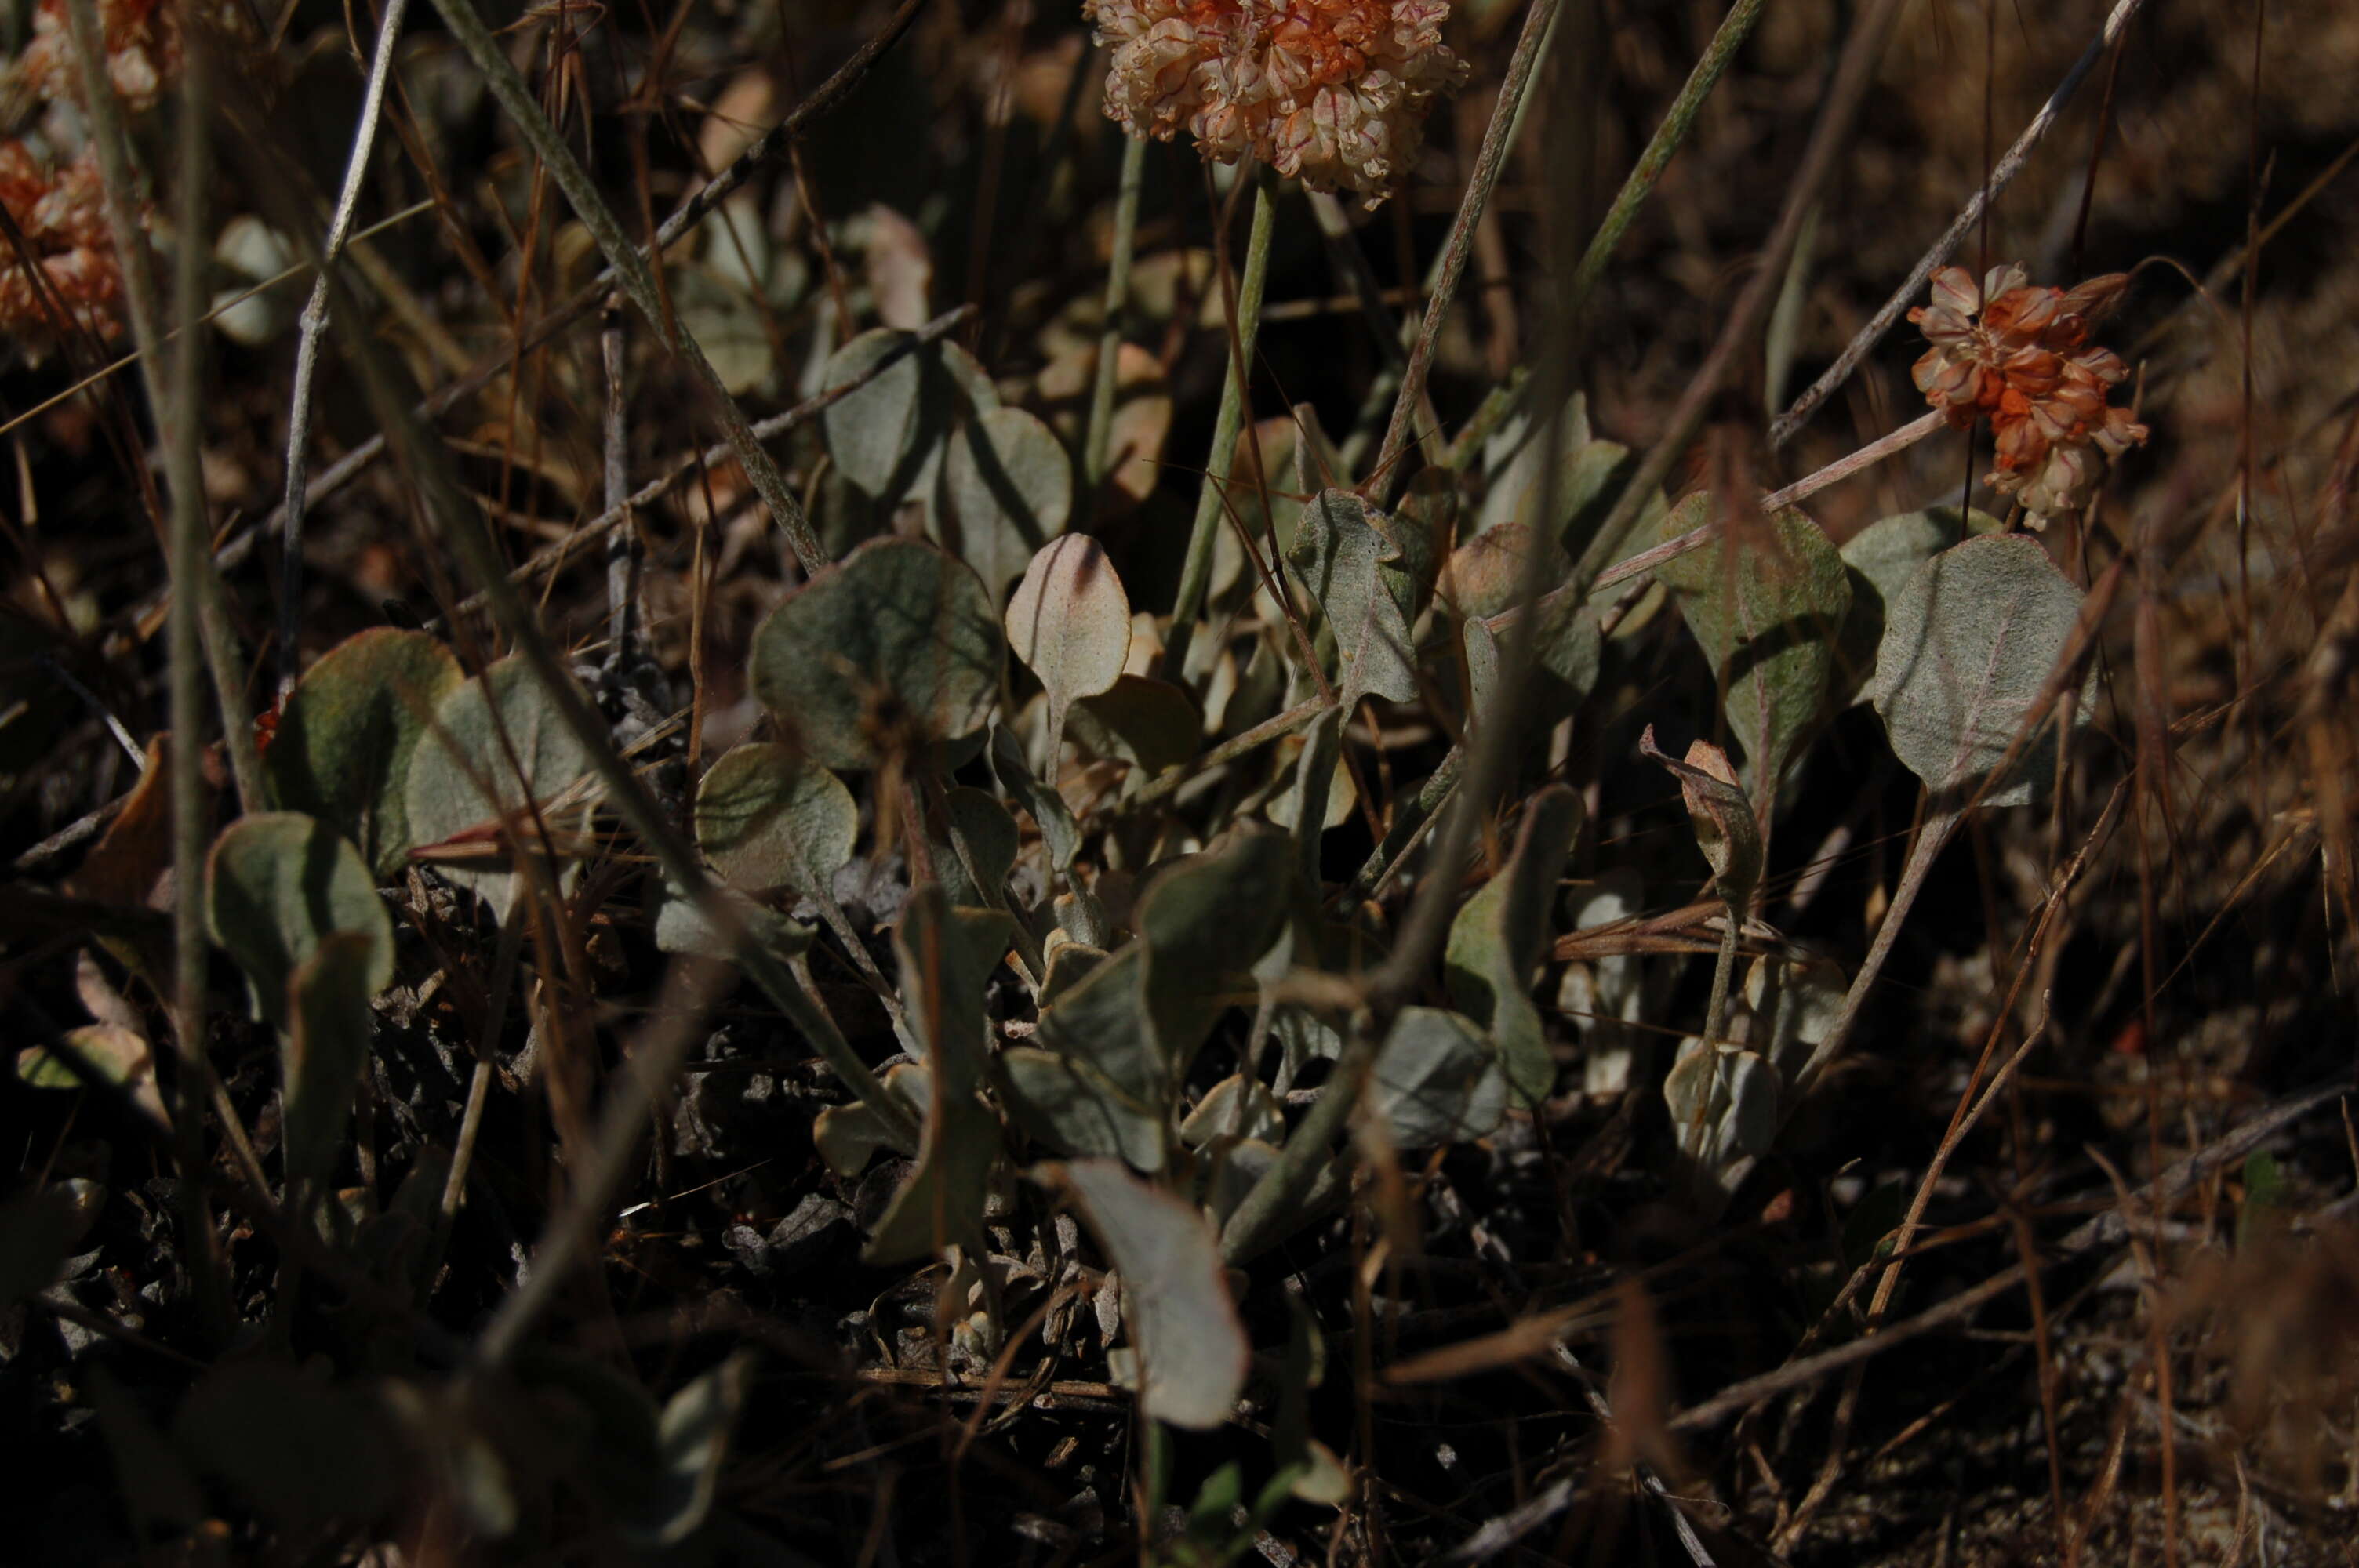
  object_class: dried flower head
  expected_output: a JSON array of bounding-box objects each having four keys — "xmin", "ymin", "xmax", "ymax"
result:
[
  {"xmin": 1087, "ymin": 0, "xmax": 1470, "ymax": 206},
  {"xmin": 1908, "ymin": 263, "xmax": 2148, "ymax": 524},
  {"xmin": 0, "ymin": 142, "xmax": 128, "ymax": 352},
  {"xmin": 15, "ymin": 0, "xmax": 186, "ymax": 114}
]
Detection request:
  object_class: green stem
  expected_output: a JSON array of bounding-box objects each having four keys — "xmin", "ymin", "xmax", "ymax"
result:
[
  {"xmin": 1084, "ymin": 134, "xmax": 1147, "ymax": 495},
  {"xmin": 1366, "ymin": 0, "xmax": 1561, "ymax": 504},
  {"xmin": 1561, "ymin": 0, "xmax": 1767, "ymax": 325},
  {"xmin": 65, "ymin": 0, "xmax": 236, "ymax": 1340},
  {"xmin": 1569, "ymin": 0, "xmax": 1903, "ymax": 593},
  {"xmin": 1159, "ymin": 165, "xmax": 1278, "ymax": 684}
]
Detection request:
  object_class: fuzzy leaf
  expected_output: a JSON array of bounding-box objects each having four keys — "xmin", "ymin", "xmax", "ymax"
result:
[
  {"xmin": 650, "ymin": 880, "xmax": 812, "ymax": 962},
  {"xmin": 627, "ymin": 1354, "xmax": 754, "ymax": 1547},
  {"xmin": 1042, "ymin": 1159, "xmax": 1249, "ymax": 1430},
  {"xmin": 750, "ymin": 537, "xmax": 1005, "ymax": 773},
  {"xmin": 1656, "ymin": 497, "xmax": 1851, "ymax": 793},
  {"xmin": 1005, "ymin": 535, "xmax": 1129, "ymax": 765},
  {"xmin": 1067, "ymin": 674, "xmax": 1200, "ymax": 775},
  {"xmin": 865, "ymin": 887, "xmax": 1013, "ymax": 1263},
  {"xmin": 1445, "ymin": 785, "xmax": 1583, "ymax": 1105},
  {"xmin": 1136, "ymin": 824, "xmax": 1293, "ymax": 1077},
  {"xmin": 1444, "ymin": 522, "xmax": 1566, "ymax": 622},
  {"xmin": 820, "ymin": 327, "xmax": 991, "ymax": 507},
  {"xmin": 283, "ymin": 930, "xmax": 383, "ymax": 1190},
  {"xmin": 1463, "ymin": 585, "xmax": 1603, "ymax": 719},
  {"xmin": 989, "ymin": 722, "xmax": 1081, "ymax": 871},
  {"xmin": 1866, "ymin": 534, "xmax": 2090, "ymax": 807},
  {"xmin": 947, "ymin": 408, "xmax": 1075, "ymax": 597},
  {"xmin": 1665, "ymin": 1040, "xmax": 1778, "ymax": 1180},
  {"xmin": 16, "ymin": 1024, "xmax": 165, "ymax": 1123},
  {"xmin": 1835, "ymin": 506, "xmax": 2005, "ymax": 702},
  {"xmin": 694, "ymin": 742, "xmax": 857, "ymax": 899},
  {"xmin": 1001, "ymin": 1047, "xmax": 1165, "ymax": 1170},
  {"xmin": 1371, "ymin": 1007, "xmax": 1510, "ymax": 1149},
  {"xmin": 1288, "ymin": 489, "xmax": 1420, "ymax": 705},
  {"xmin": 264, "ymin": 629, "xmax": 463, "ymax": 878},
  {"xmin": 206, "ymin": 812, "xmax": 392, "ymax": 1030},
  {"xmin": 935, "ymin": 786, "xmax": 1020, "ymax": 909},
  {"xmin": 402, "ymin": 657, "xmax": 597, "ymax": 923}
]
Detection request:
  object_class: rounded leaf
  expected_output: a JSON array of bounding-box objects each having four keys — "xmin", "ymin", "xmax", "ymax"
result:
[
  {"xmin": 820, "ymin": 328, "xmax": 992, "ymax": 506},
  {"xmin": 1042, "ymin": 1159, "xmax": 1249, "ymax": 1430},
  {"xmin": 206, "ymin": 813, "xmax": 393, "ymax": 1029},
  {"xmin": 1005, "ymin": 535, "xmax": 1130, "ymax": 724},
  {"xmin": 402, "ymin": 657, "xmax": 598, "ymax": 921},
  {"xmin": 694, "ymin": 743, "xmax": 857, "ymax": 898},
  {"xmin": 1866, "ymin": 534, "xmax": 2089, "ymax": 807},
  {"xmin": 947, "ymin": 408, "xmax": 1074, "ymax": 596},
  {"xmin": 749, "ymin": 538, "xmax": 1006, "ymax": 771},
  {"xmin": 264, "ymin": 629, "xmax": 463, "ymax": 879}
]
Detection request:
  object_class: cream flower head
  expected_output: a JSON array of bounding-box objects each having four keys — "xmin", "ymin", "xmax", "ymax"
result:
[{"xmin": 1088, "ymin": 0, "xmax": 1470, "ymax": 207}]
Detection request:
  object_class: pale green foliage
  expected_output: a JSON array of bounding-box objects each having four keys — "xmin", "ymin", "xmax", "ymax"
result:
[
  {"xmin": 749, "ymin": 536, "xmax": 1005, "ymax": 771},
  {"xmin": 1657, "ymin": 497, "xmax": 1852, "ymax": 795},
  {"xmin": 1044, "ymin": 1159, "xmax": 1249, "ymax": 1431},
  {"xmin": 1867, "ymin": 533, "xmax": 2090, "ymax": 806}
]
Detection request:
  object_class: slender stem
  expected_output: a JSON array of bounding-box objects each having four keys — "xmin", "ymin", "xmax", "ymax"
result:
[
  {"xmin": 1220, "ymin": 1011, "xmax": 1377, "ymax": 1264},
  {"xmin": 437, "ymin": 304, "xmax": 974, "ymax": 626},
  {"xmin": 278, "ymin": 0, "xmax": 413, "ymax": 696},
  {"xmin": 1345, "ymin": 745, "xmax": 1462, "ymax": 900},
  {"xmin": 1561, "ymin": 0, "xmax": 1767, "ymax": 328},
  {"xmin": 600, "ymin": 299, "xmax": 640, "ymax": 662},
  {"xmin": 1770, "ymin": 0, "xmax": 2154, "ymax": 448},
  {"xmin": 1121, "ymin": 696, "xmax": 1329, "ymax": 814},
  {"xmin": 423, "ymin": 0, "xmax": 830, "ymax": 572},
  {"xmin": 209, "ymin": 0, "xmax": 927, "ymax": 580},
  {"xmin": 1589, "ymin": 410, "xmax": 1947, "ymax": 593},
  {"xmin": 1160, "ymin": 165, "xmax": 1278, "ymax": 682},
  {"xmin": 64, "ymin": 0, "xmax": 261, "ymax": 812},
  {"xmin": 1789, "ymin": 800, "xmax": 1963, "ymax": 1102},
  {"xmin": 65, "ymin": 0, "xmax": 235, "ymax": 1337},
  {"xmin": 1084, "ymin": 134, "xmax": 1147, "ymax": 495},
  {"xmin": 1569, "ymin": 0, "xmax": 1909, "ymax": 594},
  {"xmin": 1701, "ymin": 912, "xmax": 1740, "ymax": 1050},
  {"xmin": 1366, "ymin": 0, "xmax": 1561, "ymax": 505}
]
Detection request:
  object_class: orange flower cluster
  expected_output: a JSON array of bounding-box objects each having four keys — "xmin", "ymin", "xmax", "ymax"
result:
[
  {"xmin": 1087, "ymin": 0, "xmax": 1469, "ymax": 206},
  {"xmin": 0, "ymin": 143, "xmax": 125, "ymax": 350},
  {"xmin": 1908, "ymin": 263, "xmax": 2150, "ymax": 523},
  {"xmin": 15, "ymin": 0, "xmax": 187, "ymax": 114}
]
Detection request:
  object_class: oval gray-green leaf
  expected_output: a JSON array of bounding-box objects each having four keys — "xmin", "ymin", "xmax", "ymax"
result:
[
  {"xmin": 820, "ymin": 328, "xmax": 991, "ymax": 506},
  {"xmin": 402, "ymin": 657, "xmax": 597, "ymax": 923},
  {"xmin": 749, "ymin": 537, "xmax": 1005, "ymax": 772},
  {"xmin": 264, "ymin": 629, "xmax": 463, "ymax": 879},
  {"xmin": 1371, "ymin": 1007, "xmax": 1510, "ymax": 1149},
  {"xmin": 948, "ymin": 408, "xmax": 1074, "ymax": 596},
  {"xmin": 206, "ymin": 813, "xmax": 393, "ymax": 1030},
  {"xmin": 1042, "ymin": 1158, "xmax": 1249, "ymax": 1430},
  {"xmin": 1005, "ymin": 535, "xmax": 1130, "ymax": 732},
  {"xmin": 284, "ymin": 930, "xmax": 385, "ymax": 1189},
  {"xmin": 694, "ymin": 742, "xmax": 856, "ymax": 898},
  {"xmin": 1656, "ymin": 497, "xmax": 1850, "ymax": 795},
  {"xmin": 1836, "ymin": 506, "xmax": 2005, "ymax": 703},
  {"xmin": 1866, "ymin": 534, "xmax": 2088, "ymax": 807},
  {"xmin": 1067, "ymin": 674, "xmax": 1199, "ymax": 775}
]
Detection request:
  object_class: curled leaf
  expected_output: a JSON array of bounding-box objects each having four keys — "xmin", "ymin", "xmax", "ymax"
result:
[{"xmin": 1638, "ymin": 727, "xmax": 1761, "ymax": 913}]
